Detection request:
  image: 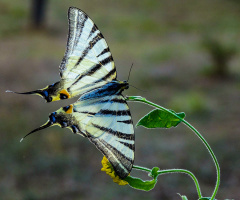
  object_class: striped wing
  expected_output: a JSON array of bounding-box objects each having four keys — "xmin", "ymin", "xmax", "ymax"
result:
[
  {"xmin": 60, "ymin": 7, "xmax": 117, "ymax": 97},
  {"xmin": 9, "ymin": 7, "xmax": 118, "ymax": 102},
  {"xmin": 72, "ymin": 94, "xmax": 134, "ymax": 179}
]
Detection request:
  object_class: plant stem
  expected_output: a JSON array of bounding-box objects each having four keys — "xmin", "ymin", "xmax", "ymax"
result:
[
  {"xmin": 133, "ymin": 165, "xmax": 202, "ymax": 198},
  {"xmin": 127, "ymin": 96, "xmax": 220, "ymax": 200},
  {"xmin": 158, "ymin": 169, "xmax": 202, "ymax": 198},
  {"xmin": 132, "ymin": 165, "xmax": 152, "ymax": 173}
]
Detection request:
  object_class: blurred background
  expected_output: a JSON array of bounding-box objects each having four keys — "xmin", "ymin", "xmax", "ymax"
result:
[{"xmin": 1, "ymin": 0, "xmax": 240, "ymax": 199}]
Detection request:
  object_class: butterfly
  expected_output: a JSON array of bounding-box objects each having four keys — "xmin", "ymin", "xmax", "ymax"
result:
[{"xmin": 8, "ymin": 7, "xmax": 134, "ymax": 179}]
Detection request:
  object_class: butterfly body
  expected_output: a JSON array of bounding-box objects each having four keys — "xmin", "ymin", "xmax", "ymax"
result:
[
  {"xmin": 11, "ymin": 7, "xmax": 134, "ymax": 179},
  {"xmin": 80, "ymin": 80, "xmax": 129, "ymax": 101}
]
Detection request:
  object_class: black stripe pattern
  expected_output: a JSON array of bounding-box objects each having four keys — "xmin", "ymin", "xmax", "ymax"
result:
[
  {"xmin": 117, "ymin": 119, "xmax": 132, "ymax": 124},
  {"xmin": 92, "ymin": 123, "xmax": 133, "ymax": 140},
  {"xmin": 74, "ymin": 13, "xmax": 88, "ymax": 49},
  {"xmin": 94, "ymin": 68, "xmax": 116, "ymax": 83},
  {"xmin": 60, "ymin": 8, "xmax": 88, "ymax": 75},
  {"xmin": 75, "ymin": 32, "xmax": 103, "ymax": 67},
  {"xmin": 91, "ymin": 97, "xmax": 126, "ymax": 104},
  {"xmin": 99, "ymin": 139, "xmax": 133, "ymax": 163},
  {"xmin": 80, "ymin": 109, "xmax": 130, "ymax": 117},
  {"xmin": 88, "ymin": 24, "xmax": 97, "ymax": 39},
  {"xmin": 97, "ymin": 109, "xmax": 130, "ymax": 116},
  {"xmin": 72, "ymin": 55, "xmax": 113, "ymax": 86},
  {"xmin": 97, "ymin": 47, "xmax": 110, "ymax": 57},
  {"xmin": 89, "ymin": 137, "xmax": 133, "ymax": 179},
  {"xmin": 119, "ymin": 141, "xmax": 134, "ymax": 150}
]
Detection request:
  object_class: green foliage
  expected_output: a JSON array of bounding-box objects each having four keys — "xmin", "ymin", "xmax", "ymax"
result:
[
  {"xmin": 127, "ymin": 96, "xmax": 220, "ymax": 199},
  {"xmin": 124, "ymin": 167, "xmax": 159, "ymax": 191},
  {"xmin": 136, "ymin": 109, "xmax": 185, "ymax": 128},
  {"xmin": 124, "ymin": 175, "xmax": 156, "ymax": 191}
]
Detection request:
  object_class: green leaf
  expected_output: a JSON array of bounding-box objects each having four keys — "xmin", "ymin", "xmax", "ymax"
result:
[
  {"xmin": 124, "ymin": 167, "xmax": 159, "ymax": 191},
  {"xmin": 124, "ymin": 176, "xmax": 157, "ymax": 191},
  {"xmin": 199, "ymin": 198, "xmax": 216, "ymax": 200},
  {"xmin": 137, "ymin": 109, "xmax": 185, "ymax": 129}
]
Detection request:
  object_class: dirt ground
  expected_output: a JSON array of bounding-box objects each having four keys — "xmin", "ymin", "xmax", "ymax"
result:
[{"xmin": 1, "ymin": 0, "xmax": 240, "ymax": 199}]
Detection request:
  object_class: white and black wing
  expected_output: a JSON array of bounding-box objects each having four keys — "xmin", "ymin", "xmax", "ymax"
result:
[
  {"xmin": 9, "ymin": 7, "xmax": 118, "ymax": 102},
  {"xmin": 72, "ymin": 95, "xmax": 134, "ymax": 178},
  {"xmin": 24, "ymin": 94, "xmax": 135, "ymax": 178},
  {"xmin": 59, "ymin": 7, "xmax": 117, "ymax": 97}
]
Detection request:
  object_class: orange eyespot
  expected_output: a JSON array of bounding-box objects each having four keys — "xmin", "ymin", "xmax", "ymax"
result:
[
  {"xmin": 59, "ymin": 89, "xmax": 70, "ymax": 100},
  {"xmin": 62, "ymin": 104, "xmax": 73, "ymax": 114}
]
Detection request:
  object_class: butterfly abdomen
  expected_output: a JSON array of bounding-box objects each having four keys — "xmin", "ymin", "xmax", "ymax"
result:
[{"xmin": 80, "ymin": 80, "xmax": 129, "ymax": 101}]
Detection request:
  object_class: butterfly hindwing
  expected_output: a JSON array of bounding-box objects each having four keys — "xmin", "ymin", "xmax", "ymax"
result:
[
  {"xmin": 59, "ymin": 7, "xmax": 117, "ymax": 98},
  {"xmin": 72, "ymin": 94, "xmax": 134, "ymax": 178},
  {"xmin": 10, "ymin": 7, "xmax": 117, "ymax": 102}
]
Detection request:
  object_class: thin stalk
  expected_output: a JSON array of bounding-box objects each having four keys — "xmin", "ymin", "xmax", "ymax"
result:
[
  {"xmin": 127, "ymin": 96, "xmax": 220, "ymax": 200},
  {"xmin": 133, "ymin": 165, "xmax": 202, "ymax": 198},
  {"xmin": 132, "ymin": 165, "xmax": 152, "ymax": 173},
  {"xmin": 158, "ymin": 169, "xmax": 202, "ymax": 198}
]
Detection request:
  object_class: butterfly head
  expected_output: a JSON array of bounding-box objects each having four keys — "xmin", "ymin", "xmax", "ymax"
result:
[
  {"xmin": 123, "ymin": 80, "xmax": 129, "ymax": 89},
  {"xmin": 119, "ymin": 80, "xmax": 129, "ymax": 90}
]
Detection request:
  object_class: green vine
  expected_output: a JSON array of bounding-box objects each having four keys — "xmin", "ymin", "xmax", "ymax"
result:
[
  {"xmin": 126, "ymin": 96, "xmax": 220, "ymax": 200},
  {"xmin": 132, "ymin": 165, "xmax": 202, "ymax": 198}
]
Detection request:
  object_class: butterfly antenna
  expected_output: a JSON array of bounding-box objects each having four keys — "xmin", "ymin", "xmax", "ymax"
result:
[
  {"xmin": 127, "ymin": 63, "xmax": 134, "ymax": 82},
  {"xmin": 129, "ymin": 84, "xmax": 147, "ymax": 92}
]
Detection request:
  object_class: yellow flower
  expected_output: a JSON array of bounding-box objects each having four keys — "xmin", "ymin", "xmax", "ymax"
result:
[{"xmin": 101, "ymin": 156, "xmax": 128, "ymax": 185}]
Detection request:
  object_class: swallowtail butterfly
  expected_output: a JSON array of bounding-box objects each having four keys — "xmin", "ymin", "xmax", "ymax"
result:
[{"xmin": 8, "ymin": 7, "xmax": 134, "ymax": 179}]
